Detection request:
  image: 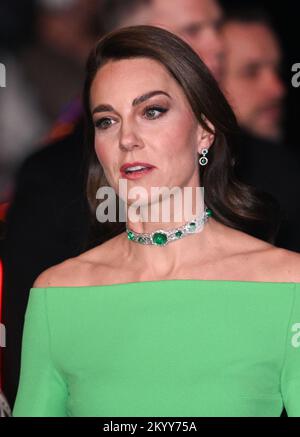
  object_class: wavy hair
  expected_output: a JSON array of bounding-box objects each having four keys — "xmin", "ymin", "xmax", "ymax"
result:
[{"xmin": 82, "ymin": 25, "xmax": 280, "ymax": 249}]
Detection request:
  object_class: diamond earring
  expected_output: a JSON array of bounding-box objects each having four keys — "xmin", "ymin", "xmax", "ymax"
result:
[{"xmin": 199, "ymin": 149, "xmax": 209, "ymax": 166}]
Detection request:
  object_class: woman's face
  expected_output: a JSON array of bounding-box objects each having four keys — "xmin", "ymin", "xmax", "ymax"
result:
[{"xmin": 90, "ymin": 57, "xmax": 212, "ymax": 205}]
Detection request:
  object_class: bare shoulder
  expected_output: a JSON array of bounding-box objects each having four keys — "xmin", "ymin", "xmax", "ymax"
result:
[
  {"xmin": 221, "ymin": 225, "xmax": 300, "ymax": 282},
  {"xmin": 32, "ymin": 233, "xmax": 125, "ymax": 288},
  {"xmin": 32, "ymin": 257, "xmax": 89, "ymax": 288},
  {"xmin": 236, "ymin": 231, "xmax": 300, "ymax": 282},
  {"xmin": 264, "ymin": 246, "xmax": 300, "ymax": 282}
]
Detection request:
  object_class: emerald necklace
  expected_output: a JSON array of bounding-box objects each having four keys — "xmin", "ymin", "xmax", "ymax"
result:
[{"xmin": 126, "ymin": 207, "xmax": 212, "ymax": 247}]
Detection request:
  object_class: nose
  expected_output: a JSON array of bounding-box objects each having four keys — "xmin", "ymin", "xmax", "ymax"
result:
[
  {"xmin": 265, "ymin": 69, "xmax": 286, "ymax": 100},
  {"xmin": 195, "ymin": 28, "xmax": 224, "ymax": 80},
  {"xmin": 209, "ymin": 31, "xmax": 225, "ymax": 81},
  {"xmin": 208, "ymin": 28, "xmax": 224, "ymax": 59},
  {"xmin": 272, "ymin": 72, "xmax": 286, "ymax": 97},
  {"xmin": 118, "ymin": 120, "xmax": 144, "ymax": 151}
]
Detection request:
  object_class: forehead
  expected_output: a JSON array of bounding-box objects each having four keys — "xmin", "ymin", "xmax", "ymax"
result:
[
  {"xmin": 224, "ymin": 23, "xmax": 282, "ymax": 66},
  {"xmin": 151, "ymin": 0, "xmax": 222, "ymax": 27},
  {"xmin": 90, "ymin": 58, "xmax": 185, "ymax": 103}
]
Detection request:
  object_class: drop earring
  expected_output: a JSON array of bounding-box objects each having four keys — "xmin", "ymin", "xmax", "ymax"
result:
[{"xmin": 199, "ymin": 149, "xmax": 209, "ymax": 166}]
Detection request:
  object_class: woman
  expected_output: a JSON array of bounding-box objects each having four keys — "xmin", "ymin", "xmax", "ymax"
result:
[{"xmin": 13, "ymin": 26, "xmax": 300, "ymax": 417}]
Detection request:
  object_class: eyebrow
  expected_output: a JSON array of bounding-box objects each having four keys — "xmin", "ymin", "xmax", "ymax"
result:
[
  {"xmin": 92, "ymin": 90, "xmax": 171, "ymax": 115},
  {"xmin": 181, "ymin": 17, "xmax": 224, "ymax": 34}
]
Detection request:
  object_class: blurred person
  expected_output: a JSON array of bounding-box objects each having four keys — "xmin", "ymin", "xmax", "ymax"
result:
[
  {"xmin": 36, "ymin": 0, "xmax": 101, "ymax": 64},
  {"xmin": 21, "ymin": 0, "xmax": 103, "ymax": 122},
  {"xmin": 0, "ymin": 0, "xmax": 103, "ymax": 201},
  {"xmin": 13, "ymin": 25, "xmax": 300, "ymax": 417},
  {"xmin": 100, "ymin": 0, "xmax": 225, "ymax": 81},
  {"xmin": 220, "ymin": 6, "xmax": 300, "ymax": 254},
  {"xmin": 0, "ymin": 0, "xmax": 48, "ymax": 201},
  {"xmin": 222, "ymin": 7, "xmax": 286, "ymax": 142},
  {"xmin": 150, "ymin": 0, "xmax": 224, "ymax": 82},
  {"xmin": 0, "ymin": 54, "xmax": 48, "ymax": 201}
]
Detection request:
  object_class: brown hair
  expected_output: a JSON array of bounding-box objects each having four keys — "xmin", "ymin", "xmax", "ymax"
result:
[{"xmin": 82, "ymin": 25, "xmax": 280, "ymax": 249}]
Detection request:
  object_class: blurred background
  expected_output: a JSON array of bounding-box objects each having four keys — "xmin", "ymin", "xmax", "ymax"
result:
[
  {"xmin": 0, "ymin": 0, "xmax": 104, "ymax": 204},
  {"xmin": 0, "ymin": 0, "xmax": 299, "ymax": 205},
  {"xmin": 0, "ymin": 0, "xmax": 299, "ymax": 413},
  {"xmin": 221, "ymin": 0, "xmax": 299, "ymax": 147}
]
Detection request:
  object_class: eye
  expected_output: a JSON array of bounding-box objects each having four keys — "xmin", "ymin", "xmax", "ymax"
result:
[
  {"xmin": 242, "ymin": 64, "xmax": 261, "ymax": 79},
  {"xmin": 182, "ymin": 24, "xmax": 203, "ymax": 39},
  {"xmin": 213, "ymin": 19, "xmax": 224, "ymax": 33},
  {"xmin": 143, "ymin": 106, "xmax": 168, "ymax": 120},
  {"xmin": 94, "ymin": 117, "xmax": 116, "ymax": 130}
]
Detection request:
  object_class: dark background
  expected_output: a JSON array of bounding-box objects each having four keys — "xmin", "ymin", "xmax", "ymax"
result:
[
  {"xmin": 220, "ymin": 0, "xmax": 299, "ymax": 148},
  {"xmin": 0, "ymin": 0, "xmax": 299, "ymax": 151}
]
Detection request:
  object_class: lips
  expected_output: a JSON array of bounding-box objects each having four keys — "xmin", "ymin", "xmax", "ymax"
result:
[
  {"xmin": 120, "ymin": 162, "xmax": 156, "ymax": 179},
  {"xmin": 120, "ymin": 161, "xmax": 155, "ymax": 172},
  {"xmin": 121, "ymin": 167, "xmax": 155, "ymax": 180}
]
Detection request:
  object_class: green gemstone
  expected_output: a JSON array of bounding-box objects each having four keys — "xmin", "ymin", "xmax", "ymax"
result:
[
  {"xmin": 127, "ymin": 231, "xmax": 135, "ymax": 241},
  {"xmin": 206, "ymin": 209, "xmax": 212, "ymax": 217},
  {"xmin": 138, "ymin": 237, "xmax": 145, "ymax": 244},
  {"xmin": 188, "ymin": 222, "xmax": 196, "ymax": 231},
  {"xmin": 153, "ymin": 232, "xmax": 168, "ymax": 246},
  {"xmin": 175, "ymin": 231, "xmax": 183, "ymax": 238}
]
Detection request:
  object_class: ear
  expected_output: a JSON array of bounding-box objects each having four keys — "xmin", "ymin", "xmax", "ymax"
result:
[{"xmin": 196, "ymin": 117, "xmax": 215, "ymax": 155}]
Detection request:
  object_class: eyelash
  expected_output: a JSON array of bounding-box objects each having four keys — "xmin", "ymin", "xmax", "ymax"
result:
[
  {"xmin": 94, "ymin": 105, "xmax": 168, "ymax": 130},
  {"xmin": 143, "ymin": 105, "xmax": 168, "ymax": 119}
]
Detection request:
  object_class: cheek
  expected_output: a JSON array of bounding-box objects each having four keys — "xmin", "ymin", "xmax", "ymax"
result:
[
  {"xmin": 236, "ymin": 79, "xmax": 257, "ymax": 100},
  {"xmin": 166, "ymin": 119, "xmax": 198, "ymax": 158},
  {"xmin": 236, "ymin": 90, "xmax": 257, "ymax": 115},
  {"xmin": 228, "ymin": 82, "xmax": 255, "ymax": 114},
  {"xmin": 94, "ymin": 141, "xmax": 117, "ymax": 188},
  {"xmin": 161, "ymin": 112, "xmax": 196, "ymax": 150},
  {"xmin": 94, "ymin": 138, "xmax": 111, "ymax": 169},
  {"xmin": 160, "ymin": 130, "xmax": 198, "ymax": 181}
]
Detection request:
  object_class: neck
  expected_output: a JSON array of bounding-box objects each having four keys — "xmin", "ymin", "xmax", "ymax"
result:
[
  {"xmin": 126, "ymin": 187, "xmax": 205, "ymax": 233},
  {"xmin": 120, "ymin": 192, "xmax": 214, "ymax": 277},
  {"xmin": 120, "ymin": 217, "xmax": 217, "ymax": 279}
]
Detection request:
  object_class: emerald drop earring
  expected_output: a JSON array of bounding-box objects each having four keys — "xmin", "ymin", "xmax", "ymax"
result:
[{"xmin": 199, "ymin": 149, "xmax": 209, "ymax": 166}]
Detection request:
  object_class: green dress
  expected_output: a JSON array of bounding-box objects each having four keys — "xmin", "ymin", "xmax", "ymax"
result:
[{"xmin": 13, "ymin": 280, "xmax": 300, "ymax": 417}]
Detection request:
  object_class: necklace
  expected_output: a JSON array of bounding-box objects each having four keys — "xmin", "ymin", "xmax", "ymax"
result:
[{"xmin": 126, "ymin": 207, "xmax": 212, "ymax": 247}]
